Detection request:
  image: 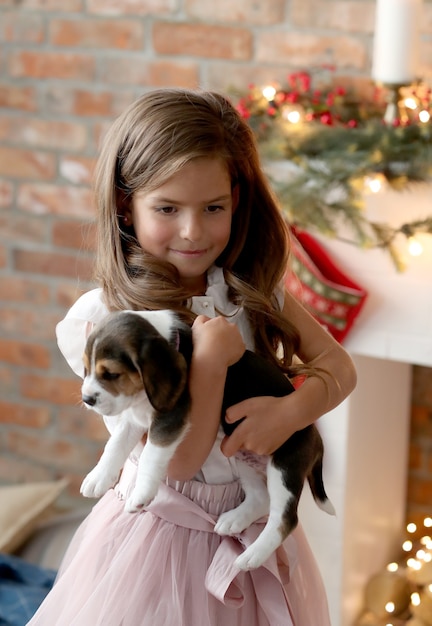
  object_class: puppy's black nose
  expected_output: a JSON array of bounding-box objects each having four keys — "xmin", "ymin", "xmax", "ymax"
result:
[{"xmin": 83, "ymin": 393, "xmax": 98, "ymax": 407}]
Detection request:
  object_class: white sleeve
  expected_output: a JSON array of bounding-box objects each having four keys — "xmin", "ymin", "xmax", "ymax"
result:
[{"xmin": 55, "ymin": 288, "xmax": 108, "ymax": 378}]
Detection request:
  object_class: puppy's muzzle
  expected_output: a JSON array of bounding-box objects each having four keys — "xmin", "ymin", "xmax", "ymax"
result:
[{"xmin": 82, "ymin": 392, "xmax": 99, "ymax": 407}]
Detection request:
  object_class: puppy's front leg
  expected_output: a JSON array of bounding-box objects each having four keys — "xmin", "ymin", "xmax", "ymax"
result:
[
  {"xmin": 125, "ymin": 437, "xmax": 182, "ymax": 513},
  {"xmin": 81, "ymin": 416, "xmax": 144, "ymax": 498},
  {"xmin": 215, "ymin": 461, "xmax": 270, "ymax": 536}
]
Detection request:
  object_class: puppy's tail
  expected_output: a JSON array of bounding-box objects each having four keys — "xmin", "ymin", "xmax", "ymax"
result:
[{"xmin": 308, "ymin": 457, "xmax": 336, "ymax": 516}]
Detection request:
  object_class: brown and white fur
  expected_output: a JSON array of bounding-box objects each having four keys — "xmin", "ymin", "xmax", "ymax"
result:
[{"xmin": 81, "ymin": 310, "xmax": 335, "ymax": 570}]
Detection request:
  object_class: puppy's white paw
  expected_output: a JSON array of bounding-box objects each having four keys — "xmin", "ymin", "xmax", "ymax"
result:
[
  {"xmin": 235, "ymin": 546, "xmax": 267, "ymax": 571},
  {"xmin": 214, "ymin": 508, "xmax": 256, "ymax": 536},
  {"xmin": 124, "ymin": 482, "xmax": 159, "ymax": 513},
  {"xmin": 80, "ymin": 467, "xmax": 118, "ymax": 498}
]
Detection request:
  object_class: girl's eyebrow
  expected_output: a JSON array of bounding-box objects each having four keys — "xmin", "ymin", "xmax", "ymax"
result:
[{"xmin": 148, "ymin": 194, "xmax": 232, "ymax": 204}]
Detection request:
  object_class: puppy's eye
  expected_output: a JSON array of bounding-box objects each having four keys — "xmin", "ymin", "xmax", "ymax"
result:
[{"xmin": 102, "ymin": 371, "xmax": 120, "ymax": 381}]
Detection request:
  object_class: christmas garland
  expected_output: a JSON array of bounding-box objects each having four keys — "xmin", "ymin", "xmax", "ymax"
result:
[{"xmin": 233, "ymin": 71, "xmax": 432, "ymax": 269}]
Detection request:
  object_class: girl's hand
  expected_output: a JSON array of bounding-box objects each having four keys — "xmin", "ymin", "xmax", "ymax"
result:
[
  {"xmin": 220, "ymin": 394, "xmax": 300, "ymax": 457},
  {"xmin": 192, "ymin": 315, "xmax": 245, "ymax": 372}
]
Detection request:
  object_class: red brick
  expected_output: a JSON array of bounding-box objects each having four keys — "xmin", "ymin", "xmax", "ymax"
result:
[
  {"xmin": 0, "ymin": 309, "xmax": 65, "ymax": 341},
  {"xmin": 0, "ymin": 339, "xmax": 51, "ymax": 368},
  {"xmin": 0, "ymin": 83, "xmax": 37, "ymax": 111},
  {"xmin": 13, "ymin": 248, "xmax": 94, "ymax": 280},
  {"xmin": 59, "ymin": 156, "xmax": 96, "ymax": 185},
  {"xmin": 0, "ymin": 456, "xmax": 52, "ymax": 484},
  {"xmin": 55, "ymin": 282, "xmax": 89, "ymax": 309},
  {"xmin": 0, "ymin": 401, "xmax": 51, "ymax": 428},
  {"xmin": 6, "ymin": 430, "xmax": 98, "ymax": 471},
  {"xmin": 72, "ymin": 91, "xmax": 113, "ymax": 117},
  {"xmin": 411, "ymin": 405, "xmax": 432, "ymax": 438},
  {"xmin": 408, "ymin": 442, "xmax": 425, "ymax": 471},
  {"xmin": 0, "ymin": 276, "xmax": 50, "ymax": 305},
  {"xmin": 16, "ymin": 0, "xmax": 83, "ymax": 11},
  {"xmin": 0, "ymin": 211, "xmax": 48, "ymax": 245},
  {"xmin": 407, "ymin": 476, "xmax": 432, "ymax": 507},
  {"xmin": 256, "ymin": 31, "xmax": 367, "ymax": 70},
  {"xmin": 0, "ymin": 179, "xmax": 13, "ymax": 208},
  {"xmin": 186, "ymin": 0, "xmax": 285, "ymax": 25},
  {"xmin": 20, "ymin": 373, "xmax": 81, "ymax": 405},
  {"xmin": 99, "ymin": 57, "xmax": 199, "ymax": 88},
  {"xmin": 0, "ymin": 147, "xmax": 55, "ymax": 180},
  {"xmin": 52, "ymin": 219, "xmax": 97, "ymax": 251},
  {"xmin": 207, "ymin": 63, "xmax": 293, "ymax": 93},
  {"xmin": 2, "ymin": 11, "xmax": 45, "ymax": 43},
  {"xmin": 153, "ymin": 22, "xmax": 252, "ymax": 60},
  {"xmin": 8, "ymin": 51, "xmax": 96, "ymax": 80},
  {"xmin": 50, "ymin": 18, "xmax": 144, "ymax": 49},
  {"xmin": 290, "ymin": 0, "xmax": 375, "ymax": 33},
  {"xmin": 87, "ymin": 0, "xmax": 175, "ymax": 16},
  {"xmin": 58, "ymin": 406, "xmax": 108, "ymax": 442},
  {"xmin": 17, "ymin": 183, "xmax": 95, "ymax": 219},
  {"xmin": 3, "ymin": 116, "xmax": 88, "ymax": 151}
]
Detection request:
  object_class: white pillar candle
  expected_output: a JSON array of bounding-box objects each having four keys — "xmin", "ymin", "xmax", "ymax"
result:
[{"xmin": 372, "ymin": 0, "xmax": 422, "ymax": 85}]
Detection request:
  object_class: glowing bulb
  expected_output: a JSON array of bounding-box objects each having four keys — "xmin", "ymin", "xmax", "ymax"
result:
[
  {"xmin": 424, "ymin": 517, "xmax": 432, "ymax": 527},
  {"xmin": 407, "ymin": 522, "xmax": 417, "ymax": 533},
  {"xmin": 407, "ymin": 558, "xmax": 421, "ymax": 570},
  {"xmin": 420, "ymin": 535, "xmax": 431, "ymax": 545},
  {"xmin": 387, "ymin": 562, "xmax": 399, "ymax": 572},
  {"xmin": 417, "ymin": 549, "xmax": 427, "ymax": 560},
  {"xmin": 262, "ymin": 86, "xmax": 276, "ymax": 101},
  {"xmin": 286, "ymin": 110, "xmax": 301, "ymax": 123},
  {"xmin": 411, "ymin": 592, "xmax": 421, "ymax": 606},
  {"xmin": 424, "ymin": 553, "xmax": 432, "ymax": 563},
  {"xmin": 364, "ymin": 175, "xmax": 383, "ymax": 193},
  {"xmin": 385, "ymin": 601, "xmax": 395, "ymax": 613},
  {"xmin": 419, "ymin": 109, "xmax": 430, "ymax": 122},
  {"xmin": 403, "ymin": 540, "xmax": 413, "ymax": 551},
  {"xmin": 405, "ymin": 97, "xmax": 418, "ymax": 110},
  {"xmin": 408, "ymin": 236, "xmax": 423, "ymax": 257}
]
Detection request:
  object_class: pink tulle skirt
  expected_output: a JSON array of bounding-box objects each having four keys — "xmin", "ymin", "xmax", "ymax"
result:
[{"xmin": 28, "ymin": 461, "xmax": 330, "ymax": 626}]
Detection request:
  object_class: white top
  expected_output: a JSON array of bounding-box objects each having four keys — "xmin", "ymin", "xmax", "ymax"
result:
[{"xmin": 56, "ymin": 266, "xmax": 265, "ymax": 484}]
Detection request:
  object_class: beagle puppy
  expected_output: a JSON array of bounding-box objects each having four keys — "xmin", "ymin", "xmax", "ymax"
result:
[{"xmin": 80, "ymin": 310, "xmax": 334, "ymax": 570}]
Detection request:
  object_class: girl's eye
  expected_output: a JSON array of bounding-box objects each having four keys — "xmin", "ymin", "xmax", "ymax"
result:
[
  {"xmin": 206, "ymin": 205, "xmax": 223, "ymax": 213},
  {"xmin": 157, "ymin": 206, "xmax": 176, "ymax": 215}
]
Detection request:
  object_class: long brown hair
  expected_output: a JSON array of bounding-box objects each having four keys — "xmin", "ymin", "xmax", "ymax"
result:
[{"xmin": 94, "ymin": 88, "xmax": 299, "ymax": 373}]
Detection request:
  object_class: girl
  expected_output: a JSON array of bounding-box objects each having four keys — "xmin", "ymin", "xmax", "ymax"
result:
[{"xmin": 28, "ymin": 89, "xmax": 356, "ymax": 626}]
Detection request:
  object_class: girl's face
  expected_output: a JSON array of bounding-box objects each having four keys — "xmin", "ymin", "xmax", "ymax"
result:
[{"xmin": 127, "ymin": 157, "xmax": 236, "ymax": 293}]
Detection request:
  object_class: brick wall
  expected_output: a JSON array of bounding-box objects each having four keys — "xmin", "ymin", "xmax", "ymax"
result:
[{"xmin": 0, "ymin": 0, "xmax": 431, "ymax": 508}]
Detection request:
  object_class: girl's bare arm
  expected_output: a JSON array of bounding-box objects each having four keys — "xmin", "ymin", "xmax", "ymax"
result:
[
  {"xmin": 167, "ymin": 315, "xmax": 245, "ymax": 480},
  {"xmin": 221, "ymin": 289, "xmax": 357, "ymax": 457}
]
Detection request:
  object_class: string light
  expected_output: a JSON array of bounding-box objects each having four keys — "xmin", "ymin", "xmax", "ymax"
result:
[
  {"xmin": 404, "ymin": 97, "xmax": 418, "ymax": 110},
  {"xmin": 411, "ymin": 592, "xmax": 421, "ymax": 606},
  {"xmin": 424, "ymin": 517, "xmax": 432, "ymax": 528},
  {"xmin": 403, "ymin": 540, "xmax": 413, "ymax": 552},
  {"xmin": 419, "ymin": 109, "xmax": 430, "ymax": 122},
  {"xmin": 408, "ymin": 236, "xmax": 424, "ymax": 257},
  {"xmin": 364, "ymin": 174, "xmax": 384, "ymax": 193},
  {"xmin": 385, "ymin": 601, "xmax": 395, "ymax": 613},
  {"xmin": 281, "ymin": 106, "xmax": 302, "ymax": 124},
  {"xmin": 387, "ymin": 562, "xmax": 399, "ymax": 572},
  {"xmin": 262, "ymin": 85, "xmax": 276, "ymax": 101},
  {"xmin": 407, "ymin": 522, "xmax": 417, "ymax": 533}
]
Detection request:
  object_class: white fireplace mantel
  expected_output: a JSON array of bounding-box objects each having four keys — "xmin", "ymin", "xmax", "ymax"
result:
[{"xmin": 298, "ymin": 186, "xmax": 432, "ymax": 626}]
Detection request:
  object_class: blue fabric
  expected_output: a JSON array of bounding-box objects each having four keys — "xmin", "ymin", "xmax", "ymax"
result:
[{"xmin": 0, "ymin": 553, "xmax": 56, "ymax": 626}]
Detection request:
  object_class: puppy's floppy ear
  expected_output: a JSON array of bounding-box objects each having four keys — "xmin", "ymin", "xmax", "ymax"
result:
[{"xmin": 136, "ymin": 337, "xmax": 188, "ymax": 413}]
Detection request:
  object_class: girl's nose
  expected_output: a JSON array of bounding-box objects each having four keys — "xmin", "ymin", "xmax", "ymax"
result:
[{"xmin": 180, "ymin": 216, "xmax": 202, "ymax": 241}]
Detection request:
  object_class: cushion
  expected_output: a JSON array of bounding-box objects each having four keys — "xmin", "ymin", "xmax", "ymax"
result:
[{"xmin": 0, "ymin": 479, "xmax": 68, "ymax": 554}]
